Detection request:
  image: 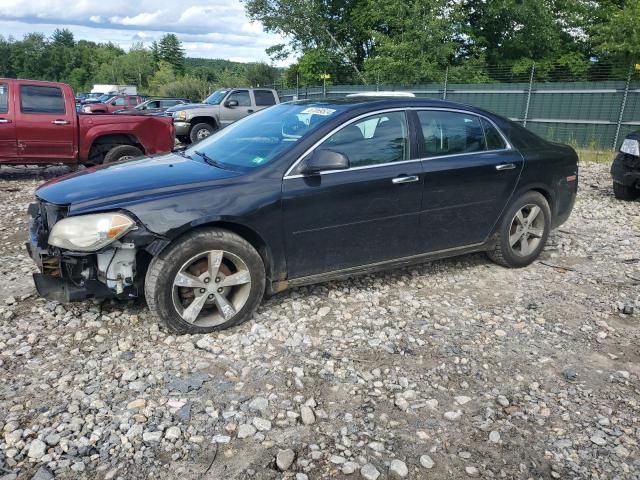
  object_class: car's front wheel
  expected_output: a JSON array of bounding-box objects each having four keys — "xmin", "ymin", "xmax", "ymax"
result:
[
  {"xmin": 487, "ymin": 191, "xmax": 551, "ymax": 268},
  {"xmin": 189, "ymin": 123, "xmax": 216, "ymax": 144},
  {"xmin": 145, "ymin": 228, "xmax": 266, "ymax": 334}
]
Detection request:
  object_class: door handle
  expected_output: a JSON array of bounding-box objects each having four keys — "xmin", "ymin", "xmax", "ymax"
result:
[
  {"xmin": 0, "ymin": 118, "xmax": 11, "ymax": 124},
  {"xmin": 392, "ymin": 175, "xmax": 420, "ymax": 184},
  {"xmin": 51, "ymin": 120, "xmax": 70, "ymax": 125},
  {"xmin": 496, "ymin": 163, "xmax": 516, "ymax": 171}
]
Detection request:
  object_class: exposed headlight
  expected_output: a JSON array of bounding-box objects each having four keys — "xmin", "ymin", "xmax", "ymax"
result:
[
  {"xmin": 620, "ymin": 138, "xmax": 640, "ymax": 157},
  {"xmin": 174, "ymin": 111, "xmax": 187, "ymax": 121},
  {"xmin": 49, "ymin": 213, "xmax": 135, "ymax": 252}
]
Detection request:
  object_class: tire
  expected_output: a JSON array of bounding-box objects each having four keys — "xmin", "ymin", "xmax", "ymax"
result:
[
  {"xmin": 189, "ymin": 123, "xmax": 216, "ymax": 144},
  {"xmin": 487, "ymin": 191, "xmax": 551, "ymax": 268},
  {"xmin": 613, "ymin": 182, "xmax": 638, "ymax": 200},
  {"xmin": 103, "ymin": 145, "xmax": 143, "ymax": 164},
  {"xmin": 177, "ymin": 135, "xmax": 190, "ymax": 145},
  {"xmin": 144, "ymin": 228, "xmax": 265, "ymax": 334}
]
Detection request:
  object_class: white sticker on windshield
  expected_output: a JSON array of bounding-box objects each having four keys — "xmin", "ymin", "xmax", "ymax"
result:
[{"xmin": 300, "ymin": 107, "xmax": 336, "ymax": 116}]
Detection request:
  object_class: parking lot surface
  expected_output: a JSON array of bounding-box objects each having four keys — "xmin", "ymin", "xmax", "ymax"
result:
[{"xmin": 0, "ymin": 162, "xmax": 638, "ymax": 480}]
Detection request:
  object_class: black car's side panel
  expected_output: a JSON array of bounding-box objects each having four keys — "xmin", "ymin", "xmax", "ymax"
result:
[
  {"xmin": 282, "ymin": 162, "xmax": 425, "ymax": 278},
  {"xmin": 417, "ymin": 149, "xmax": 523, "ymax": 252}
]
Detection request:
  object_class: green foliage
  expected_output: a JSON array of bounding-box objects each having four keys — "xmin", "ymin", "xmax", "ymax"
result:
[
  {"xmin": 157, "ymin": 34, "xmax": 186, "ymax": 75},
  {"xmin": 592, "ymin": 0, "xmax": 640, "ymax": 62},
  {"xmin": 158, "ymin": 76, "xmax": 209, "ymax": 102}
]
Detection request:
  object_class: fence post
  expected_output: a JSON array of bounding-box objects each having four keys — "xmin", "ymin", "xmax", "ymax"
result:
[
  {"xmin": 442, "ymin": 66, "xmax": 449, "ymax": 100},
  {"xmin": 523, "ymin": 64, "xmax": 535, "ymax": 127},
  {"xmin": 613, "ymin": 64, "xmax": 633, "ymax": 150}
]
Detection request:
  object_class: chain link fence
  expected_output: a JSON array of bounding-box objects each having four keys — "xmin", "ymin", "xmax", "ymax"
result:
[{"xmin": 273, "ymin": 63, "xmax": 640, "ymax": 150}]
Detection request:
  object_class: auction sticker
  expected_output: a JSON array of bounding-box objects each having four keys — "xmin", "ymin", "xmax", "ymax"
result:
[{"xmin": 300, "ymin": 107, "xmax": 336, "ymax": 116}]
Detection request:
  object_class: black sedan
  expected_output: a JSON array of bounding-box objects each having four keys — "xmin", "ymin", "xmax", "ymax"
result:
[
  {"xmin": 27, "ymin": 98, "xmax": 578, "ymax": 334},
  {"xmin": 114, "ymin": 97, "xmax": 190, "ymax": 115}
]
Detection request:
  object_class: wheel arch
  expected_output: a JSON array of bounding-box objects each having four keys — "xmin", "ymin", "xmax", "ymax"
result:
[
  {"xmin": 88, "ymin": 134, "xmax": 145, "ymax": 164},
  {"xmin": 161, "ymin": 220, "xmax": 275, "ymax": 285},
  {"xmin": 189, "ymin": 116, "xmax": 218, "ymax": 130}
]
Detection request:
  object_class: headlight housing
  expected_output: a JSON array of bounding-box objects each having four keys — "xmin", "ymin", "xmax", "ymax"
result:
[
  {"xmin": 48, "ymin": 213, "xmax": 135, "ymax": 252},
  {"xmin": 174, "ymin": 110, "xmax": 187, "ymax": 121},
  {"xmin": 620, "ymin": 138, "xmax": 640, "ymax": 157}
]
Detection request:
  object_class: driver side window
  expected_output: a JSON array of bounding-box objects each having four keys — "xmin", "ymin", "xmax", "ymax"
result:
[
  {"xmin": 227, "ymin": 90, "xmax": 251, "ymax": 107},
  {"xmin": 317, "ymin": 112, "xmax": 409, "ymax": 168}
]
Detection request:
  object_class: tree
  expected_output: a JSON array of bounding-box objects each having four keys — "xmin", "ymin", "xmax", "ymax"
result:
[
  {"xmin": 245, "ymin": 62, "xmax": 279, "ymax": 86},
  {"xmin": 158, "ymin": 34, "xmax": 185, "ymax": 75},
  {"xmin": 592, "ymin": 0, "xmax": 640, "ymax": 63},
  {"xmin": 148, "ymin": 61, "xmax": 177, "ymax": 94}
]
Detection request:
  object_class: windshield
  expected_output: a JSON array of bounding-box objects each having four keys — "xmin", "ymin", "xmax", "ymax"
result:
[
  {"xmin": 185, "ymin": 103, "xmax": 346, "ymax": 171},
  {"xmin": 203, "ymin": 90, "xmax": 229, "ymax": 105},
  {"xmin": 98, "ymin": 94, "xmax": 113, "ymax": 102}
]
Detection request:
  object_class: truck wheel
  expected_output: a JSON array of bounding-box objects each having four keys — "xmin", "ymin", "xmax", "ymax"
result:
[
  {"xmin": 144, "ymin": 228, "xmax": 266, "ymax": 334},
  {"xmin": 487, "ymin": 191, "xmax": 551, "ymax": 268},
  {"xmin": 103, "ymin": 145, "xmax": 143, "ymax": 164},
  {"xmin": 613, "ymin": 182, "xmax": 638, "ymax": 200},
  {"xmin": 189, "ymin": 123, "xmax": 216, "ymax": 144}
]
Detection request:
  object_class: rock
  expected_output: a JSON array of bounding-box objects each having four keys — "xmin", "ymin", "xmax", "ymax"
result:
[
  {"xmin": 489, "ymin": 431, "xmax": 501, "ymax": 443},
  {"xmin": 496, "ymin": 395, "xmax": 509, "ymax": 407},
  {"xmin": 212, "ymin": 435, "xmax": 231, "ymax": 444},
  {"xmin": 276, "ymin": 449, "xmax": 295, "ymax": 471},
  {"xmin": 248, "ymin": 396, "xmax": 269, "ymax": 413},
  {"xmin": 142, "ymin": 431, "xmax": 163, "ymax": 443},
  {"xmin": 444, "ymin": 410, "xmax": 463, "ymax": 421},
  {"xmin": 455, "ymin": 395, "xmax": 472, "ymax": 405},
  {"xmin": 127, "ymin": 398, "xmax": 146, "ymax": 410},
  {"xmin": 562, "ymin": 367, "xmax": 578, "ymax": 381},
  {"xmin": 317, "ymin": 306, "xmax": 331, "ymax": 317},
  {"xmin": 420, "ymin": 455, "xmax": 435, "ymax": 469},
  {"xmin": 343, "ymin": 461, "xmax": 359, "ymax": 474},
  {"xmin": 5, "ymin": 296, "xmax": 16, "ymax": 305},
  {"xmin": 466, "ymin": 466, "xmax": 480, "ymax": 477},
  {"xmin": 300, "ymin": 405, "xmax": 316, "ymax": 425},
  {"xmin": 44, "ymin": 433, "xmax": 60, "ymax": 446},
  {"xmin": 31, "ymin": 466, "xmax": 54, "ymax": 480},
  {"xmin": 165, "ymin": 426, "xmax": 181, "ymax": 441},
  {"xmin": 237, "ymin": 424, "xmax": 257, "ymax": 439},
  {"xmin": 252, "ymin": 417, "xmax": 272, "ymax": 431},
  {"xmin": 590, "ymin": 435, "xmax": 607, "ymax": 446},
  {"xmin": 330, "ymin": 455, "xmax": 347, "ymax": 464},
  {"xmin": 389, "ymin": 459, "xmax": 408, "ymax": 478},
  {"xmin": 622, "ymin": 305, "xmax": 634, "ymax": 315},
  {"xmin": 360, "ymin": 463, "xmax": 380, "ymax": 480},
  {"xmin": 27, "ymin": 439, "xmax": 47, "ymax": 459}
]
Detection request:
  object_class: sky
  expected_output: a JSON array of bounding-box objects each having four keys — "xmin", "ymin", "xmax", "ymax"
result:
[{"xmin": 0, "ymin": 0, "xmax": 290, "ymax": 64}]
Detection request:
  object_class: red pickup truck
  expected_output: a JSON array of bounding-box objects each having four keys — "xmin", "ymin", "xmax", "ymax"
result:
[
  {"xmin": 0, "ymin": 79, "xmax": 174, "ymax": 165},
  {"xmin": 82, "ymin": 95, "xmax": 145, "ymax": 114}
]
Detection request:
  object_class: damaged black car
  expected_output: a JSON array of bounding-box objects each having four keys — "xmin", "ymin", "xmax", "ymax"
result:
[
  {"xmin": 27, "ymin": 98, "xmax": 578, "ymax": 334},
  {"xmin": 611, "ymin": 131, "xmax": 640, "ymax": 200}
]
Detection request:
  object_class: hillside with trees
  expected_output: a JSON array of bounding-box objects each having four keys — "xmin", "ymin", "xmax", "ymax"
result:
[{"xmin": 0, "ymin": 30, "xmax": 281, "ymax": 101}]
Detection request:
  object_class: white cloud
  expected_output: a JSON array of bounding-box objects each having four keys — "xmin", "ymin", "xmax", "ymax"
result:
[{"xmin": 0, "ymin": 0, "xmax": 292, "ymax": 64}]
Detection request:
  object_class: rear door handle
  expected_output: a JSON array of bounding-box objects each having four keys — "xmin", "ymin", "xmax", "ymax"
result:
[
  {"xmin": 51, "ymin": 120, "xmax": 70, "ymax": 125},
  {"xmin": 392, "ymin": 175, "xmax": 420, "ymax": 184},
  {"xmin": 0, "ymin": 118, "xmax": 11, "ymax": 124},
  {"xmin": 496, "ymin": 163, "xmax": 516, "ymax": 171}
]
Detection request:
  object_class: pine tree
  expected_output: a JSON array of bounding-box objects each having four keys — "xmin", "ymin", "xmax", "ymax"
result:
[{"xmin": 158, "ymin": 34, "xmax": 185, "ymax": 75}]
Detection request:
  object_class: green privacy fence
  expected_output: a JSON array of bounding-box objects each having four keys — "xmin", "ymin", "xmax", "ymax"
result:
[{"xmin": 276, "ymin": 65, "xmax": 640, "ymax": 150}]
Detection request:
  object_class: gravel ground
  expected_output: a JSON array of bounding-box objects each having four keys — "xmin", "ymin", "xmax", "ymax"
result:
[{"xmin": 0, "ymin": 162, "xmax": 638, "ymax": 480}]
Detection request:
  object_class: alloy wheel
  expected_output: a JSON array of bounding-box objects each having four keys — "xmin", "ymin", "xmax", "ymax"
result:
[
  {"xmin": 508, "ymin": 204, "xmax": 546, "ymax": 257},
  {"xmin": 172, "ymin": 250, "xmax": 252, "ymax": 327},
  {"xmin": 197, "ymin": 129, "xmax": 212, "ymax": 140}
]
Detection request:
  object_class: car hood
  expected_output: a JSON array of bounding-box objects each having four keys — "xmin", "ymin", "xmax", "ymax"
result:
[{"xmin": 36, "ymin": 152, "xmax": 242, "ymax": 213}]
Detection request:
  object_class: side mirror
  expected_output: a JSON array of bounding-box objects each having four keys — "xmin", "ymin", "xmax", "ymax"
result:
[
  {"xmin": 301, "ymin": 149, "xmax": 350, "ymax": 174},
  {"xmin": 225, "ymin": 99, "xmax": 239, "ymax": 108}
]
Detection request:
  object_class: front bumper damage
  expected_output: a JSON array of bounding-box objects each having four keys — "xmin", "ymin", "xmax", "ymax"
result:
[{"xmin": 26, "ymin": 201, "xmax": 165, "ymax": 303}]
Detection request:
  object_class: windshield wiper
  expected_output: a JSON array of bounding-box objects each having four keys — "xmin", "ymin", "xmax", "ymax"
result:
[{"xmin": 194, "ymin": 150, "xmax": 229, "ymax": 169}]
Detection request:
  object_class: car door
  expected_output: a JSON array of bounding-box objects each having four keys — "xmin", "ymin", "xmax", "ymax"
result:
[
  {"xmin": 15, "ymin": 83, "xmax": 76, "ymax": 163},
  {"xmin": 0, "ymin": 81, "xmax": 18, "ymax": 162},
  {"xmin": 415, "ymin": 109, "xmax": 523, "ymax": 253},
  {"xmin": 282, "ymin": 110, "xmax": 425, "ymax": 279},
  {"xmin": 220, "ymin": 90, "xmax": 253, "ymax": 126}
]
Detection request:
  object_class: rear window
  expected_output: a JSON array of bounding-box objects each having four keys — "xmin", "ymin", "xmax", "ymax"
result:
[
  {"xmin": 0, "ymin": 84, "xmax": 7, "ymax": 113},
  {"xmin": 20, "ymin": 85, "xmax": 65, "ymax": 114},
  {"xmin": 254, "ymin": 90, "xmax": 277, "ymax": 107},
  {"xmin": 417, "ymin": 110, "xmax": 486, "ymax": 157}
]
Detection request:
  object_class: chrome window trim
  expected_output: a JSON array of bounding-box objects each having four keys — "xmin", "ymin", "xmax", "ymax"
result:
[{"xmin": 283, "ymin": 106, "xmax": 513, "ymax": 180}]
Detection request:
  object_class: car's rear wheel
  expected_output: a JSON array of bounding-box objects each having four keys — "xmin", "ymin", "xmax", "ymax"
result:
[
  {"xmin": 189, "ymin": 123, "xmax": 216, "ymax": 144},
  {"xmin": 613, "ymin": 182, "xmax": 638, "ymax": 200},
  {"xmin": 487, "ymin": 191, "xmax": 551, "ymax": 268},
  {"xmin": 103, "ymin": 145, "xmax": 143, "ymax": 164},
  {"xmin": 144, "ymin": 228, "xmax": 265, "ymax": 334}
]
